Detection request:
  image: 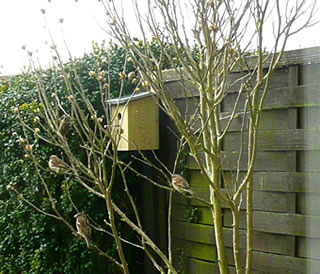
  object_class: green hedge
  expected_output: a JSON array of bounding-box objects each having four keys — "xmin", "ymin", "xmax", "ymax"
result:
[{"xmin": 0, "ymin": 41, "xmax": 143, "ymax": 274}]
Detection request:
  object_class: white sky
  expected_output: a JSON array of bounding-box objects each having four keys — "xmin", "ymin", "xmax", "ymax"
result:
[
  {"xmin": 0, "ymin": 0, "xmax": 319, "ymax": 75},
  {"xmin": 0, "ymin": 0, "xmax": 107, "ymax": 74}
]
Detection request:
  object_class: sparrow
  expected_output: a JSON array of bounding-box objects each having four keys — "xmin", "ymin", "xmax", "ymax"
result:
[
  {"xmin": 74, "ymin": 212, "xmax": 91, "ymax": 248},
  {"xmin": 58, "ymin": 115, "xmax": 71, "ymax": 137},
  {"xmin": 48, "ymin": 155, "xmax": 71, "ymax": 174},
  {"xmin": 172, "ymin": 174, "xmax": 194, "ymax": 195}
]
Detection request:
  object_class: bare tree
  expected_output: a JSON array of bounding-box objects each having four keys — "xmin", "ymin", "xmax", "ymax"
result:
[
  {"xmin": 9, "ymin": 37, "xmax": 181, "ymax": 274},
  {"xmin": 101, "ymin": 0, "xmax": 317, "ymax": 273}
]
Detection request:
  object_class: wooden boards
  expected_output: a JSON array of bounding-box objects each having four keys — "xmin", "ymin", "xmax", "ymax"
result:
[{"xmin": 163, "ymin": 57, "xmax": 320, "ymax": 273}]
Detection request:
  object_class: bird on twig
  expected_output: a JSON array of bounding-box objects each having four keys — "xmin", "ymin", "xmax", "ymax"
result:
[
  {"xmin": 74, "ymin": 212, "xmax": 91, "ymax": 248},
  {"xmin": 58, "ymin": 115, "xmax": 71, "ymax": 137},
  {"xmin": 172, "ymin": 174, "xmax": 194, "ymax": 195},
  {"xmin": 48, "ymin": 155, "xmax": 71, "ymax": 174}
]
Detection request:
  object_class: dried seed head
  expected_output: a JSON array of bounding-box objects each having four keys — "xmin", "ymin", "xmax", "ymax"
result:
[
  {"xmin": 127, "ymin": 57, "xmax": 133, "ymax": 63},
  {"xmin": 6, "ymin": 183, "xmax": 13, "ymax": 191},
  {"xmin": 103, "ymin": 83, "xmax": 109, "ymax": 90},
  {"xmin": 128, "ymin": 71, "xmax": 135, "ymax": 79},
  {"xmin": 89, "ymin": 71, "xmax": 96, "ymax": 78},
  {"xmin": 119, "ymin": 72, "xmax": 127, "ymax": 80},
  {"xmin": 97, "ymin": 76, "xmax": 105, "ymax": 82},
  {"xmin": 187, "ymin": 126, "xmax": 194, "ymax": 135},
  {"xmin": 18, "ymin": 138, "xmax": 25, "ymax": 145},
  {"xmin": 67, "ymin": 95, "xmax": 74, "ymax": 101},
  {"xmin": 132, "ymin": 78, "xmax": 137, "ymax": 85},
  {"xmin": 229, "ymin": 47, "xmax": 235, "ymax": 55},
  {"xmin": 110, "ymin": 18, "xmax": 117, "ymax": 25},
  {"xmin": 33, "ymin": 116, "xmax": 40, "ymax": 124},
  {"xmin": 12, "ymin": 132, "xmax": 18, "ymax": 138},
  {"xmin": 97, "ymin": 118, "xmax": 103, "ymax": 123},
  {"xmin": 35, "ymin": 128, "xmax": 41, "ymax": 134},
  {"xmin": 63, "ymin": 74, "xmax": 71, "ymax": 80},
  {"xmin": 13, "ymin": 107, "xmax": 19, "ymax": 114},
  {"xmin": 25, "ymin": 144, "xmax": 33, "ymax": 152},
  {"xmin": 99, "ymin": 71, "xmax": 105, "ymax": 77},
  {"xmin": 134, "ymin": 88, "xmax": 141, "ymax": 93},
  {"xmin": 210, "ymin": 23, "xmax": 217, "ymax": 32},
  {"xmin": 24, "ymin": 154, "xmax": 30, "ymax": 159},
  {"xmin": 142, "ymin": 81, "xmax": 150, "ymax": 88},
  {"xmin": 132, "ymin": 37, "xmax": 139, "ymax": 42}
]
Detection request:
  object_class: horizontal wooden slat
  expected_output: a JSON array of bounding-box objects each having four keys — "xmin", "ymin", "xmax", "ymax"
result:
[
  {"xmin": 279, "ymin": 47, "xmax": 320, "ymax": 66},
  {"xmin": 223, "ymin": 129, "xmax": 320, "ymax": 151},
  {"xmin": 163, "ymin": 47, "xmax": 320, "ymax": 82},
  {"xmin": 182, "ymin": 257, "xmax": 219, "ymax": 274},
  {"xmin": 185, "ymin": 257, "xmax": 263, "ymax": 274},
  {"xmin": 183, "ymin": 257, "xmax": 219, "ymax": 274},
  {"xmin": 165, "ymin": 79, "xmax": 320, "ymax": 110},
  {"xmin": 173, "ymin": 188, "xmax": 294, "ymax": 213},
  {"xmin": 223, "ymin": 84, "xmax": 320, "ymax": 113},
  {"xmin": 224, "ymin": 210, "xmax": 320, "ymax": 238},
  {"xmin": 226, "ymin": 67, "xmax": 288, "ymax": 93},
  {"xmin": 172, "ymin": 204, "xmax": 213, "ymax": 225},
  {"xmin": 163, "ymin": 64, "xmax": 288, "ymax": 95},
  {"xmin": 189, "ymin": 170, "xmax": 320, "ymax": 193},
  {"xmin": 172, "ymin": 238, "xmax": 217, "ymax": 262},
  {"xmin": 174, "ymin": 100, "xmax": 290, "ymax": 132},
  {"xmin": 172, "ymin": 221, "xmax": 215, "ymax": 245},
  {"xmin": 165, "ymin": 80, "xmax": 199, "ymax": 99},
  {"xmin": 220, "ymin": 108, "xmax": 289, "ymax": 132},
  {"xmin": 187, "ymin": 151, "xmax": 294, "ymax": 171},
  {"xmin": 172, "ymin": 239, "xmax": 320, "ymax": 273},
  {"xmin": 225, "ymin": 248, "xmax": 320, "ymax": 273},
  {"xmin": 172, "ymin": 221, "xmax": 294, "ymax": 255},
  {"xmin": 223, "ymin": 87, "xmax": 285, "ymax": 113},
  {"xmin": 178, "ymin": 102, "xmax": 290, "ymax": 132},
  {"xmin": 173, "ymin": 238, "xmax": 320, "ymax": 273}
]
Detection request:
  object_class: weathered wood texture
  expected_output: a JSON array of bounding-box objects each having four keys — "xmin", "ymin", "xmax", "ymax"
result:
[{"xmin": 160, "ymin": 47, "xmax": 320, "ymax": 273}]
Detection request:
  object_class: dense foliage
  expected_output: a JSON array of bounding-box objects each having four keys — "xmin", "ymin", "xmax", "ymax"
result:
[
  {"xmin": 0, "ymin": 41, "xmax": 142, "ymax": 273},
  {"xmin": 0, "ymin": 36, "xmax": 200, "ymax": 272}
]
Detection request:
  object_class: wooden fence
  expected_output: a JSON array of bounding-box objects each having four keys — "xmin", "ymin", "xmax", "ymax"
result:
[{"xmin": 156, "ymin": 46, "xmax": 320, "ymax": 273}]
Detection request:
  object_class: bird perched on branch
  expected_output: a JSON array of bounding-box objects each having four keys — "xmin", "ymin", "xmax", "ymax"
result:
[
  {"xmin": 172, "ymin": 174, "xmax": 194, "ymax": 195},
  {"xmin": 48, "ymin": 155, "xmax": 71, "ymax": 174},
  {"xmin": 58, "ymin": 115, "xmax": 71, "ymax": 137},
  {"xmin": 74, "ymin": 212, "xmax": 91, "ymax": 248}
]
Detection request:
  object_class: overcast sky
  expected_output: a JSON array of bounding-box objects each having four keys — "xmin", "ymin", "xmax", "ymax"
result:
[
  {"xmin": 0, "ymin": 0, "xmax": 107, "ymax": 74},
  {"xmin": 1, "ymin": 0, "xmax": 319, "ymax": 75}
]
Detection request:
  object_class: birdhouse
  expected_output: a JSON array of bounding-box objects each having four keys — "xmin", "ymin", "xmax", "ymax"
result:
[{"xmin": 106, "ymin": 92, "xmax": 159, "ymax": 151}]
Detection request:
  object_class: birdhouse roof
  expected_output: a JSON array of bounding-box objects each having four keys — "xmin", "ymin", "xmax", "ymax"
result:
[{"xmin": 106, "ymin": 91, "xmax": 152, "ymax": 105}]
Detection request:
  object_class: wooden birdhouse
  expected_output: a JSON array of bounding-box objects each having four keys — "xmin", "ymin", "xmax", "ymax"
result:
[{"xmin": 106, "ymin": 92, "xmax": 159, "ymax": 151}]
